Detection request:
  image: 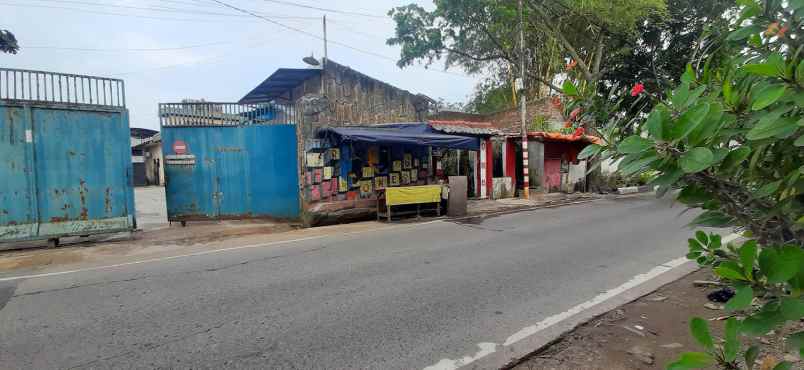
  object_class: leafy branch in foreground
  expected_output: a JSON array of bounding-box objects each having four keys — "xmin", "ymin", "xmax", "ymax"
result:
[{"xmin": 574, "ymin": 0, "xmax": 803, "ymax": 368}]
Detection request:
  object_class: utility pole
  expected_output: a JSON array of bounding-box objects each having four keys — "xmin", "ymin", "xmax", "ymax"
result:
[
  {"xmin": 518, "ymin": 0, "xmax": 529, "ymax": 199},
  {"xmin": 320, "ymin": 15, "xmax": 328, "ymax": 94},
  {"xmin": 323, "ymin": 15, "xmax": 328, "ymax": 67}
]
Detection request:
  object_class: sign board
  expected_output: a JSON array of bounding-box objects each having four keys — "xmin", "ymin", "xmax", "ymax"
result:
[
  {"xmin": 173, "ymin": 140, "xmax": 188, "ymax": 155},
  {"xmin": 165, "ymin": 154, "xmax": 196, "ymax": 166}
]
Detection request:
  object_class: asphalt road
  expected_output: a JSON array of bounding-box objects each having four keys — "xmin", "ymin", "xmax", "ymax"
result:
[{"xmin": 0, "ymin": 194, "xmax": 698, "ymax": 369}]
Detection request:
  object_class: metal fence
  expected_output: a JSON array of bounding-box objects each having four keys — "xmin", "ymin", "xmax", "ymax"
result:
[
  {"xmin": 159, "ymin": 102, "xmax": 297, "ymax": 127},
  {"xmin": 0, "ymin": 68, "xmax": 125, "ymax": 108}
]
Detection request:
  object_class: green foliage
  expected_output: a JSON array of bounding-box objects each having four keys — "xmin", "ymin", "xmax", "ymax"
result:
[
  {"xmin": 670, "ymin": 317, "xmax": 745, "ymax": 370},
  {"xmin": 725, "ymin": 286, "xmax": 753, "ymax": 311},
  {"xmin": 387, "ymin": 0, "xmax": 664, "ymax": 116},
  {"xmin": 530, "ymin": 114, "xmax": 551, "ymax": 132},
  {"xmin": 602, "ymin": 0, "xmax": 735, "ymax": 95},
  {"xmin": 618, "ymin": 135, "xmax": 653, "ymax": 153},
  {"xmin": 690, "ymin": 317, "xmax": 715, "ymax": 350},
  {"xmin": 678, "ymin": 234, "xmax": 804, "ymax": 367},
  {"xmin": 562, "ymin": 80, "xmax": 579, "ymax": 96},
  {"xmin": 0, "ymin": 29, "xmax": 17, "ymax": 54},
  {"xmin": 667, "ymin": 351, "xmax": 715, "ymax": 369},
  {"xmin": 465, "ymin": 78, "xmax": 515, "ymax": 114},
  {"xmin": 574, "ymin": 1, "xmax": 804, "ymax": 368},
  {"xmin": 679, "ymin": 148, "xmax": 715, "ymax": 173}
]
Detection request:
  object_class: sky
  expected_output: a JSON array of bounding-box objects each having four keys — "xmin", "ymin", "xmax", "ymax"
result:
[{"xmin": 1, "ymin": 0, "xmax": 480, "ymax": 130}]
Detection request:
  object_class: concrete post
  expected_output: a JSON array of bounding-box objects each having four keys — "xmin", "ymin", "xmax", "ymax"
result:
[
  {"xmin": 518, "ymin": 0, "xmax": 529, "ymax": 199},
  {"xmin": 528, "ymin": 141, "xmax": 544, "ymax": 193}
]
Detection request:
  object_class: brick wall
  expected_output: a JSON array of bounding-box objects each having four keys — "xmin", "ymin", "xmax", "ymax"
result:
[
  {"xmin": 484, "ymin": 97, "xmax": 565, "ymax": 134},
  {"xmin": 294, "ymin": 60, "xmax": 428, "ymax": 131}
]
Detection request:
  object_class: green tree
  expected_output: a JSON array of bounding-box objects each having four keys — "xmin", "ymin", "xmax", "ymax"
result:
[
  {"xmin": 577, "ymin": 0, "xmax": 804, "ymax": 367},
  {"xmin": 602, "ymin": 0, "xmax": 735, "ymax": 92},
  {"xmin": 387, "ymin": 0, "xmax": 665, "ymax": 97},
  {"xmin": 465, "ymin": 75, "xmax": 516, "ymax": 114},
  {"xmin": 0, "ymin": 29, "xmax": 18, "ymax": 54}
]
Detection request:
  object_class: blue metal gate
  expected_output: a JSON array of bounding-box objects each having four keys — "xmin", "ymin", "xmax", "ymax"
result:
[
  {"xmin": 0, "ymin": 68, "xmax": 135, "ymax": 243},
  {"xmin": 159, "ymin": 102, "xmax": 300, "ymax": 222}
]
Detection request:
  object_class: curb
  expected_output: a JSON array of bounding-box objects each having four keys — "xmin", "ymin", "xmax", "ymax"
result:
[
  {"xmin": 617, "ymin": 185, "xmax": 655, "ymax": 195},
  {"xmin": 461, "ymin": 197, "xmax": 601, "ymax": 219},
  {"xmin": 463, "ymin": 260, "xmax": 701, "ymax": 370}
]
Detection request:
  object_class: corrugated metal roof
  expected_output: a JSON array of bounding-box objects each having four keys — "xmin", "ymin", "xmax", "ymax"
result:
[
  {"xmin": 428, "ymin": 120, "xmax": 501, "ymax": 136},
  {"xmin": 239, "ymin": 68, "xmax": 321, "ymax": 104}
]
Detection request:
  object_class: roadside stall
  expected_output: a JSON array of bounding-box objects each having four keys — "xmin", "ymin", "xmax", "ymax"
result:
[
  {"xmin": 377, "ymin": 185, "xmax": 442, "ymax": 221},
  {"xmin": 305, "ymin": 123, "xmax": 478, "ymax": 221}
]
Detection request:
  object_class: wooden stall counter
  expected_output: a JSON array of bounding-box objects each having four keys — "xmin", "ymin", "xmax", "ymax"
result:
[{"xmin": 377, "ymin": 185, "xmax": 442, "ymax": 221}]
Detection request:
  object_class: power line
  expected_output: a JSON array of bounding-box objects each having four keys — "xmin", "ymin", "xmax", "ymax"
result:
[
  {"xmin": 155, "ymin": 0, "xmax": 222, "ymax": 8},
  {"xmin": 2, "ymin": 1, "xmax": 321, "ymax": 20},
  {"xmin": 211, "ymin": 1, "xmax": 391, "ymax": 60},
  {"xmin": 0, "ymin": 2, "xmax": 228, "ymax": 22},
  {"xmin": 24, "ymin": 0, "xmax": 252, "ymax": 17},
  {"xmin": 21, "ymin": 41, "xmax": 235, "ymax": 52},
  {"xmin": 209, "ymin": 0, "xmax": 472, "ymax": 78},
  {"xmin": 0, "ymin": 2, "xmax": 233, "ymax": 21},
  {"xmin": 326, "ymin": 19, "xmax": 387, "ymax": 41},
  {"xmin": 256, "ymin": 0, "xmax": 387, "ymax": 19},
  {"xmin": 108, "ymin": 38, "xmax": 276, "ymax": 76}
]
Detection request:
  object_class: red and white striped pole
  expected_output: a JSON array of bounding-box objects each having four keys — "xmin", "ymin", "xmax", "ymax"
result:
[
  {"xmin": 518, "ymin": 0, "xmax": 529, "ymax": 199},
  {"xmin": 521, "ymin": 137, "xmax": 529, "ymax": 198}
]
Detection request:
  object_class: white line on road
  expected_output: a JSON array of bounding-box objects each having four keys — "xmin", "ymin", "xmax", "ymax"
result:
[
  {"xmin": 423, "ymin": 233, "xmax": 740, "ymax": 370},
  {"xmin": 0, "ymin": 220, "xmax": 445, "ymax": 282},
  {"xmin": 0, "ymin": 199, "xmax": 601, "ymax": 283}
]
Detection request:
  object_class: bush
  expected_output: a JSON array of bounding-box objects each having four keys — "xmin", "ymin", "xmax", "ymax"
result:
[{"xmin": 576, "ymin": 0, "xmax": 803, "ymax": 368}]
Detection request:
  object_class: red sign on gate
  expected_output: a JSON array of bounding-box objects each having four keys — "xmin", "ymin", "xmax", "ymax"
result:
[{"xmin": 172, "ymin": 140, "xmax": 187, "ymax": 155}]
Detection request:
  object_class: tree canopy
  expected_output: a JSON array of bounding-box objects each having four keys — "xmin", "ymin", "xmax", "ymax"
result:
[
  {"xmin": 387, "ymin": 0, "xmax": 740, "ymax": 117},
  {"xmin": 602, "ymin": 0, "xmax": 735, "ymax": 94},
  {"xmin": 387, "ymin": 0, "xmax": 665, "ymax": 100},
  {"xmin": 0, "ymin": 29, "xmax": 18, "ymax": 54}
]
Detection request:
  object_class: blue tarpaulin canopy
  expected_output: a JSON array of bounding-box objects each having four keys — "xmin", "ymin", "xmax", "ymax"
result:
[{"xmin": 317, "ymin": 123, "xmax": 479, "ymax": 150}]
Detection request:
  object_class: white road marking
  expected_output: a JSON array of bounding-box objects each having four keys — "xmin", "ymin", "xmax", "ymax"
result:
[
  {"xmin": 424, "ymin": 233, "xmax": 740, "ymax": 370},
  {"xmin": 424, "ymin": 343, "xmax": 498, "ymax": 370},
  {"xmin": 0, "ymin": 220, "xmax": 444, "ymax": 282},
  {"xmin": 0, "ymin": 199, "xmax": 600, "ymax": 283}
]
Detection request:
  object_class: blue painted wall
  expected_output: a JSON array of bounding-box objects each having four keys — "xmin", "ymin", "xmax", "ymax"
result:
[
  {"xmin": 0, "ymin": 105, "xmax": 35, "ymax": 239},
  {"xmin": 162, "ymin": 124, "xmax": 300, "ymax": 221},
  {"xmin": 33, "ymin": 108, "xmax": 133, "ymax": 222},
  {"xmin": 0, "ymin": 103, "xmax": 135, "ymax": 242}
]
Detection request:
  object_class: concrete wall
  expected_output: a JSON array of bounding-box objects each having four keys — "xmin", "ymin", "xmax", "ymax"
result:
[
  {"xmin": 527, "ymin": 141, "xmax": 545, "ymax": 192},
  {"xmin": 567, "ymin": 161, "xmax": 587, "ymax": 192},
  {"xmin": 492, "ymin": 178, "xmax": 514, "ymax": 199}
]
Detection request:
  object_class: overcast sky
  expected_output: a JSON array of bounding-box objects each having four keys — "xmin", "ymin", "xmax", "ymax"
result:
[{"xmin": 1, "ymin": 0, "xmax": 479, "ymax": 130}]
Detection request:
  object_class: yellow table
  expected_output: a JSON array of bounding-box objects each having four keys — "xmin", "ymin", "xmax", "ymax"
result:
[{"xmin": 378, "ymin": 185, "xmax": 442, "ymax": 221}]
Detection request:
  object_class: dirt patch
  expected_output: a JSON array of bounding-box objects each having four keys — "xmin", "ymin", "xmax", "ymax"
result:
[
  {"xmin": 0, "ymin": 221, "xmax": 300, "ymax": 274},
  {"xmin": 510, "ymin": 269, "xmax": 803, "ymax": 370},
  {"xmin": 132, "ymin": 222, "xmax": 299, "ymax": 247},
  {"xmin": 0, "ymin": 250, "xmax": 85, "ymax": 271}
]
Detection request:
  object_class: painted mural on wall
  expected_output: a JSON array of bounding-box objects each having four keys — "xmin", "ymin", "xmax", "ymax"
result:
[{"xmin": 302, "ymin": 138, "xmax": 436, "ymax": 206}]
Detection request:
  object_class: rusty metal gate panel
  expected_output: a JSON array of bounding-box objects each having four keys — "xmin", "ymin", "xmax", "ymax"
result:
[
  {"xmin": 159, "ymin": 102, "xmax": 299, "ymax": 222},
  {"xmin": 0, "ymin": 68, "xmax": 135, "ymax": 243}
]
